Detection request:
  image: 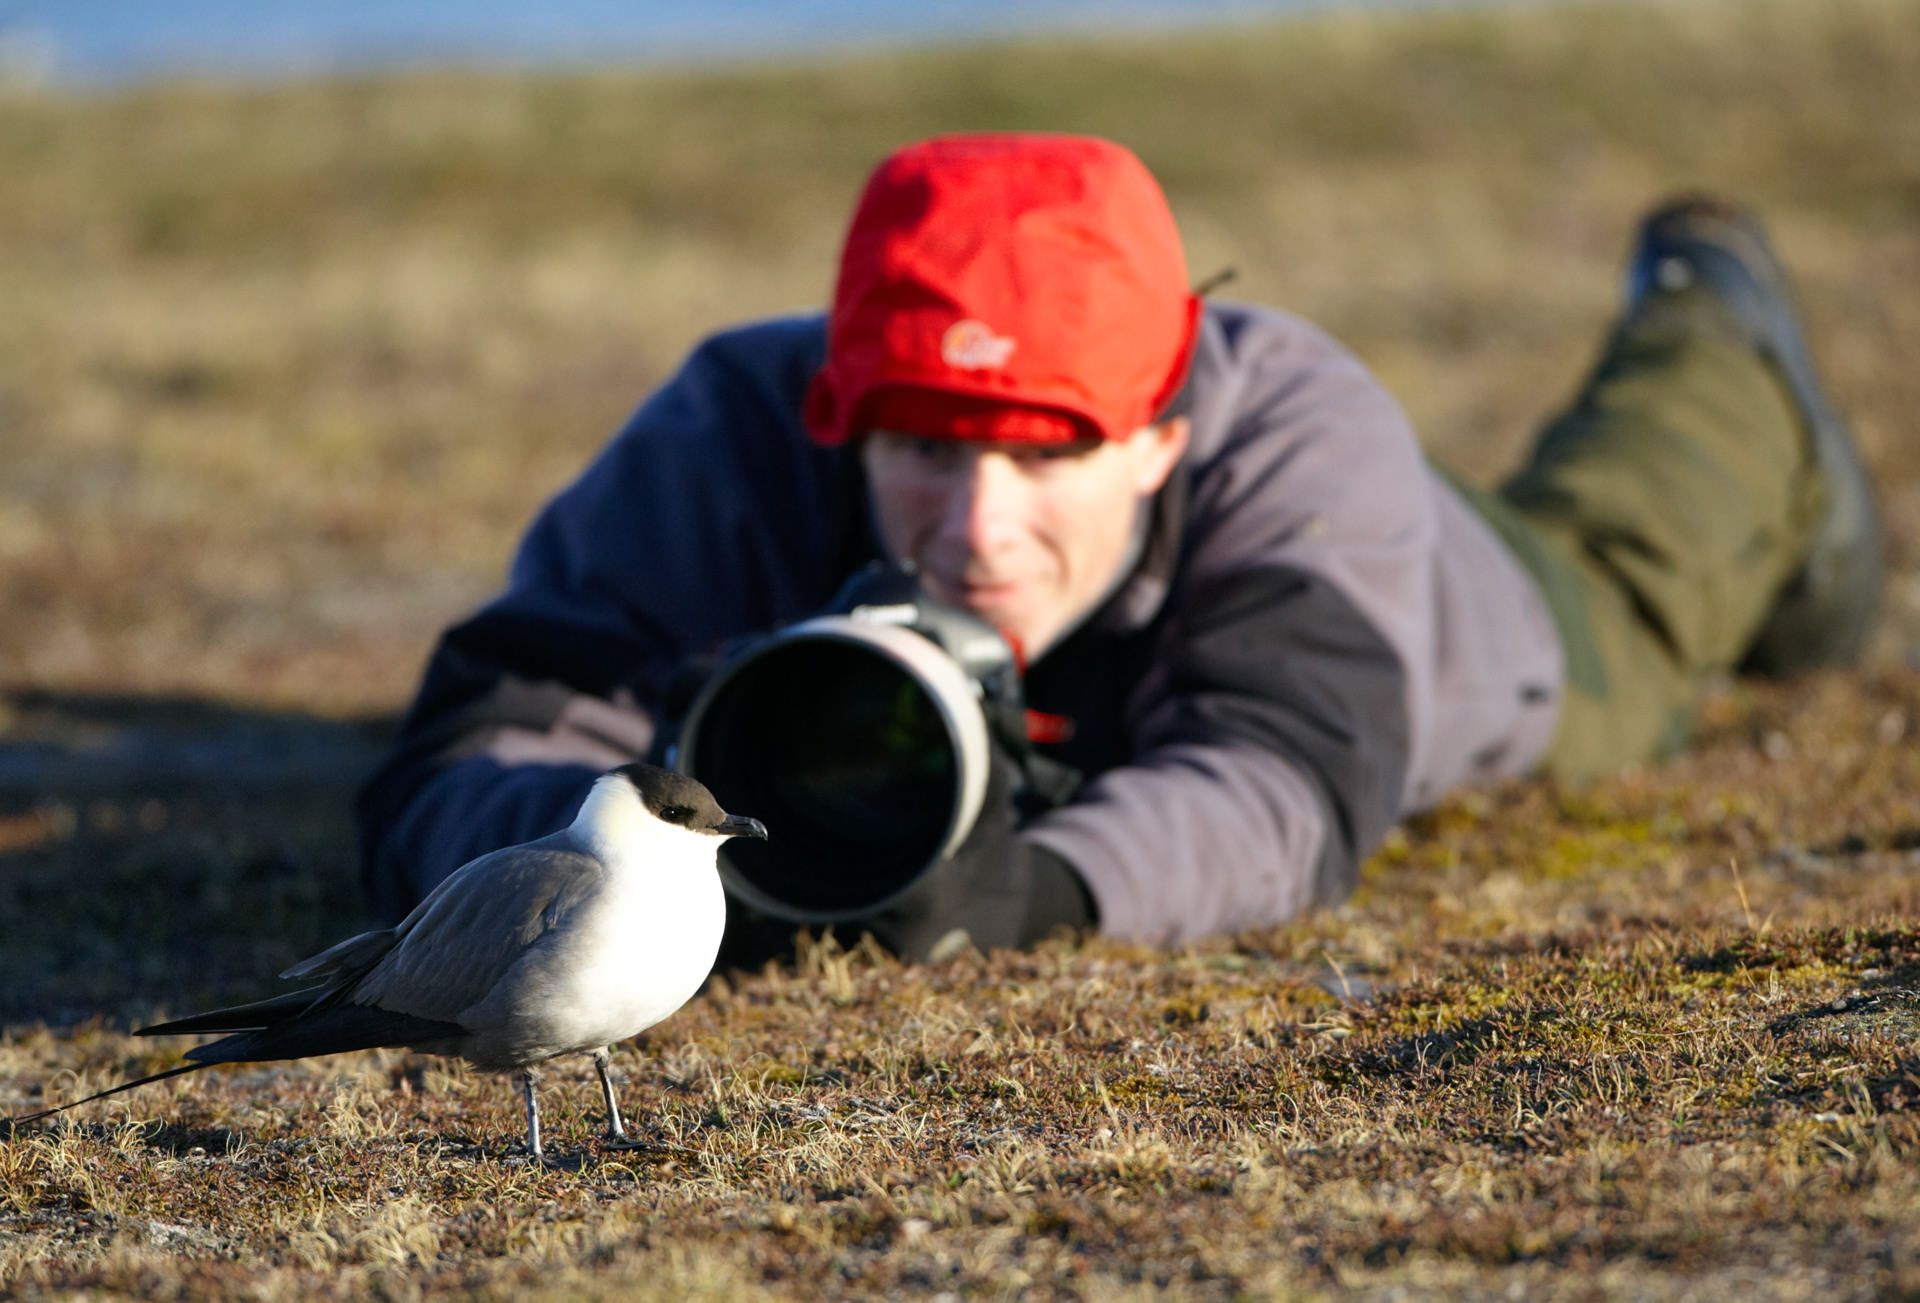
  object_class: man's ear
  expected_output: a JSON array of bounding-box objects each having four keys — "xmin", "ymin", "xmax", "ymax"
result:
[{"xmin": 1127, "ymin": 417, "xmax": 1190, "ymax": 495}]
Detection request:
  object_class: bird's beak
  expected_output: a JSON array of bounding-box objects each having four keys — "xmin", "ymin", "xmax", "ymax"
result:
[{"xmin": 717, "ymin": 814, "xmax": 769, "ymax": 841}]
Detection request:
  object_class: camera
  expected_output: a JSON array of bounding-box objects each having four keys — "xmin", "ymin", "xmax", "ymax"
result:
[{"xmin": 667, "ymin": 564, "xmax": 1055, "ymax": 923}]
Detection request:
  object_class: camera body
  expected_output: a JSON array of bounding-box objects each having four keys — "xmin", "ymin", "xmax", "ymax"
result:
[{"xmin": 667, "ymin": 565, "xmax": 1038, "ymax": 923}]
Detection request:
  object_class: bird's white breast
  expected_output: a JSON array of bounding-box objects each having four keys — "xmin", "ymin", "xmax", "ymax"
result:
[
  {"xmin": 467, "ymin": 809, "xmax": 729, "ymax": 1066},
  {"xmin": 550, "ymin": 843, "xmax": 726, "ymax": 1045}
]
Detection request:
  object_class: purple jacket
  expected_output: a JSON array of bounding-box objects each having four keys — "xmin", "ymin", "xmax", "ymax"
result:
[{"xmin": 358, "ymin": 302, "xmax": 1563, "ymax": 944}]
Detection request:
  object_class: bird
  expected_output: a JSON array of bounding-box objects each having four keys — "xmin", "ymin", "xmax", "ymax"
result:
[{"xmin": 3, "ymin": 763, "xmax": 766, "ymax": 1162}]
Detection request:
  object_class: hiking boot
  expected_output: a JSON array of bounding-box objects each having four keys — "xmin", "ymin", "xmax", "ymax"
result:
[{"xmin": 1624, "ymin": 196, "xmax": 1883, "ymax": 674}]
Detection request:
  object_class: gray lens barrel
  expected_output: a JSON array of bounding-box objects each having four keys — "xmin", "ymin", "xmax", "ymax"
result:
[{"xmin": 676, "ymin": 614, "xmax": 991, "ymax": 923}]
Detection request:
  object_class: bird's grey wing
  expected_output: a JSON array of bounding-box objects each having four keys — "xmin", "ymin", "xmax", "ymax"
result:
[
  {"xmin": 259, "ymin": 836, "xmax": 523, "ymax": 996},
  {"xmin": 279, "ymin": 929, "xmax": 398, "ymax": 981},
  {"xmin": 345, "ymin": 839, "xmax": 607, "ymax": 1024},
  {"xmin": 270, "ymin": 833, "xmax": 520, "ymax": 987}
]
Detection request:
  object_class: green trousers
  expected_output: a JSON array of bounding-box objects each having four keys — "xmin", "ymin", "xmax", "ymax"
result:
[{"xmin": 1454, "ymin": 290, "xmax": 1823, "ymax": 781}]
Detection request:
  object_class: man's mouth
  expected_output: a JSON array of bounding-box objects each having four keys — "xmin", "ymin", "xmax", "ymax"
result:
[
  {"xmin": 919, "ymin": 560, "xmax": 1025, "ymax": 613},
  {"xmin": 954, "ymin": 576, "xmax": 1022, "ymax": 607}
]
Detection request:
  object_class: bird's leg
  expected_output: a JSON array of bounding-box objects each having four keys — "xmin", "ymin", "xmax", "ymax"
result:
[
  {"xmin": 520, "ymin": 1068, "xmax": 544, "ymax": 1163},
  {"xmin": 594, "ymin": 1046, "xmax": 639, "ymax": 1147}
]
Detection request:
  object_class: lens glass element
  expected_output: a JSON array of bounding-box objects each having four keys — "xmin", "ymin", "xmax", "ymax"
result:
[{"xmin": 688, "ymin": 637, "xmax": 958, "ymax": 914}]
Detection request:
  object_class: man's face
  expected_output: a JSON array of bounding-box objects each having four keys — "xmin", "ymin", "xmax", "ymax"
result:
[{"xmin": 861, "ymin": 419, "xmax": 1189, "ymax": 657}]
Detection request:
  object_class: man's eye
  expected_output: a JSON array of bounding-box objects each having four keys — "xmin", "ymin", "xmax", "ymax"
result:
[
  {"xmin": 907, "ymin": 440, "xmax": 963, "ymax": 468},
  {"xmin": 1014, "ymin": 441, "xmax": 1097, "ymax": 466}
]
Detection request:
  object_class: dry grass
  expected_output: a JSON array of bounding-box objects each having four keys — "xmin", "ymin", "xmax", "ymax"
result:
[{"xmin": 4, "ymin": 0, "xmax": 1920, "ymax": 1296}]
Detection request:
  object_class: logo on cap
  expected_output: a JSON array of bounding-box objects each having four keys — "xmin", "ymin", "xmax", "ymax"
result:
[{"xmin": 940, "ymin": 319, "xmax": 1017, "ymax": 371}]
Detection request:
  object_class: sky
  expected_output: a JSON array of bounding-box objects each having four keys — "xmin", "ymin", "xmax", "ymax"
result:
[{"xmin": 0, "ymin": 0, "xmax": 1362, "ymax": 85}]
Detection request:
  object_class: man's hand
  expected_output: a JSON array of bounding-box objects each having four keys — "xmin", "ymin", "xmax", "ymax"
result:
[
  {"xmin": 857, "ymin": 744, "xmax": 1094, "ymax": 962},
  {"xmin": 483, "ymin": 689, "xmax": 657, "ymax": 769}
]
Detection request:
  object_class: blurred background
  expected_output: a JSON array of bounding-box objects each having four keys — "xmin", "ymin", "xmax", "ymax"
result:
[
  {"xmin": 2, "ymin": 0, "xmax": 1914, "ymax": 712},
  {"xmin": 0, "ymin": 0, "xmax": 1915, "ymax": 1021}
]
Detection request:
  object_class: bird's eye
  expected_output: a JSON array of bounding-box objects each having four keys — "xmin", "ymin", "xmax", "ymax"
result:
[{"xmin": 660, "ymin": 804, "xmax": 693, "ymax": 823}]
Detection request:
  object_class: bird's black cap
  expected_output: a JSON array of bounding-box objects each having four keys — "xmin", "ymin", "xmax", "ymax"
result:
[{"xmin": 611, "ymin": 763, "xmax": 763, "ymax": 837}]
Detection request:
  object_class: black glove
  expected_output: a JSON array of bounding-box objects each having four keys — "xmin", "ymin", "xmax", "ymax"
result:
[{"xmin": 854, "ymin": 742, "xmax": 1095, "ymax": 962}]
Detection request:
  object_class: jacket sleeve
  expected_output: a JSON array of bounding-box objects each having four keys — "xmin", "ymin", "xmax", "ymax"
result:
[
  {"xmin": 1019, "ymin": 307, "xmax": 1439, "ymax": 945},
  {"xmin": 356, "ymin": 315, "xmax": 870, "ymax": 919}
]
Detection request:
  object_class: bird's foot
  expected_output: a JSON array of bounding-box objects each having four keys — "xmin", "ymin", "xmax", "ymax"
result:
[{"xmin": 601, "ymin": 1119, "xmax": 648, "ymax": 1150}]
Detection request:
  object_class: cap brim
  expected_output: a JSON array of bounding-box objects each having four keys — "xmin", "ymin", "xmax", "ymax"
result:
[{"xmin": 853, "ymin": 384, "xmax": 1098, "ymax": 445}]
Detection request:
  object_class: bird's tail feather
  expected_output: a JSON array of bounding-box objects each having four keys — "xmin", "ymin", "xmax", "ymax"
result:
[
  {"xmin": 138, "ymin": 987, "xmax": 329, "ymax": 1037},
  {"xmin": 4, "ymin": 1061, "xmax": 210, "ymax": 1133},
  {"xmin": 186, "ymin": 1005, "xmax": 468, "ymax": 1066},
  {"xmin": 6, "ymin": 1008, "xmax": 469, "ymax": 1138}
]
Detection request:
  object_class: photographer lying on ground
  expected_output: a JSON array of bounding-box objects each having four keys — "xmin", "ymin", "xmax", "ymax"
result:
[{"xmin": 357, "ymin": 132, "xmax": 1881, "ymax": 962}]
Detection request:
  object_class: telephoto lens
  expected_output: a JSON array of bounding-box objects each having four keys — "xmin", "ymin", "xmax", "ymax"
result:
[{"xmin": 675, "ymin": 608, "xmax": 998, "ymax": 922}]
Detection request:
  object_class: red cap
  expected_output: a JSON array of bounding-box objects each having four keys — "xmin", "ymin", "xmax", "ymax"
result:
[{"xmin": 803, "ymin": 133, "xmax": 1200, "ymax": 446}]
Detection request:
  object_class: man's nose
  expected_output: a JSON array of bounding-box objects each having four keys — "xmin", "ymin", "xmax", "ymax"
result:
[{"xmin": 942, "ymin": 449, "xmax": 1026, "ymax": 552}]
